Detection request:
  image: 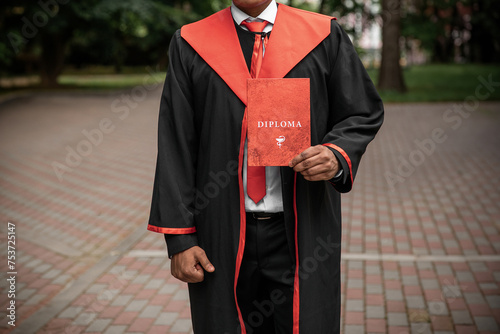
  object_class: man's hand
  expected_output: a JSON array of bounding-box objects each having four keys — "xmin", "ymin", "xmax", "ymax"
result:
[
  {"xmin": 289, "ymin": 145, "xmax": 339, "ymax": 181},
  {"xmin": 171, "ymin": 246, "xmax": 215, "ymax": 283}
]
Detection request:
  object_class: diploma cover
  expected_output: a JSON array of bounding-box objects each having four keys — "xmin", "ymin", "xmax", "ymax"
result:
[{"xmin": 247, "ymin": 78, "xmax": 311, "ymax": 166}]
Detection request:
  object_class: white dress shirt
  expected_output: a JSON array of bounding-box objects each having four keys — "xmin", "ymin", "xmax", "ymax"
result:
[{"xmin": 231, "ymin": 1, "xmax": 284, "ymax": 213}]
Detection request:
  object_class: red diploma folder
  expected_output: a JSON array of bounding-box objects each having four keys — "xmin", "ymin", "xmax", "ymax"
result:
[{"xmin": 247, "ymin": 78, "xmax": 311, "ymax": 166}]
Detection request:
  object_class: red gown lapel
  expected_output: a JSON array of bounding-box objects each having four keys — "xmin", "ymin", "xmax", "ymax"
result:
[
  {"xmin": 260, "ymin": 5, "xmax": 333, "ymax": 78},
  {"xmin": 181, "ymin": 8, "xmax": 250, "ymax": 104},
  {"xmin": 181, "ymin": 5, "xmax": 334, "ymax": 105}
]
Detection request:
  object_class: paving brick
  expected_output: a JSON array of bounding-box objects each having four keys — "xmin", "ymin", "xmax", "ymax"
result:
[
  {"xmin": 451, "ymin": 310, "xmax": 473, "ymax": 325},
  {"xmin": 464, "ymin": 293, "xmax": 486, "ymax": 305},
  {"xmin": 347, "ymin": 278, "xmax": 364, "ymax": 289},
  {"xmin": 387, "ymin": 312, "xmax": 408, "ymax": 326},
  {"xmin": 421, "ymin": 279, "xmax": 440, "ymax": 290},
  {"xmin": 158, "ymin": 283, "xmax": 179, "ymax": 294},
  {"xmin": 366, "ymin": 305, "xmax": 385, "ymax": 319},
  {"xmin": 402, "ymin": 275, "xmax": 420, "ymax": 286},
  {"xmin": 170, "ymin": 318, "xmax": 193, "ymax": 332},
  {"xmin": 125, "ymin": 300, "xmax": 148, "ymax": 312},
  {"xmin": 410, "ymin": 323, "xmax": 431, "ymax": 334},
  {"xmin": 85, "ymin": 318, "xmax": 111, "ymax": 332},
  {"xmin": 129, "ymin": 317, "xmax": 154, "ymax": 332},
  {"xmin": 86, "ymin": 283, "xmax": 108, "ymax": 294},
  {"xmin": 154, "ymin": 312, "xmax": 179, "ymax": 326},
  {"xmin": 343, "ymin": 311, "xmax": 364, "ymax": 326},
  {"xmin": 42, "ymin": 268, "xmax": 63, "ymax": 279},
  {"xmin": 388, "ymin": 325, "xmax": 410, "ymax": 334},
  {"xmin": 469, "ymin": 303, "xmax": 492, "ymax": 316},
  {"xmin": 485, "ymin": 295, "xmax": 500, "ymax": 309},
  {"xmin": 474, "ymin": 316, "xmax": 499, "ymax": 332},
  {"xmin": 110, "ymin": 311, "xmax": 138, "ymax": 326},
  {"xmin": 454, "ymin": 325, "xmax": 478, "ymax": 334},
  {"xmin": 469, "ymin": 262, "xmax": 488, "ymax": 272},
  {"xmin": 139, "ymin": 305, "xmax": 163, "ymax": 319},
  {"xmin": 385, "ymin": 290, "xmax": 404, "ymax": 301},
  {"xmin": 366, "ymin": 294, "xmax": 384, "ymax": 306},
  {"xmin": 58, "ymin": 306, "xmax": 84, "ymax": 319},
  {"xmin": 366, "ymin": 284, "xmax": 383, "ymax": 294},
  {"xmin": 442, "ymin": 284, "xmax": 462, "ymax": 299},
  {"xmin": 145, "ymin": 278, "xmax": 164, "ymax": 290},
  {"xmin": 408, "ymin": 309, "xmax": 429, "ymax": 323},
  {"xmin": 4, "ymin": 95, "xmax": 500, "ymax": 334},
  {"xmin": 147, "ymin": 325, "xmax": 172, "ymax": 334},
  {"xmin": 387, "ymin": 301, "xmax": 406, "ymax": 312},
  {"xmin": 16, "ymin": 288, "xmax": 36, "ymax": 300},
  {"xmin": 428, "ymin": 301, "xmax": 449, "ymax": 315},
  {"xmin": 366, "ymin": 318, "xmax": 386, "ymax": 333},
  {"xmin": 456, "ymin": 271, "xmax": 475, "ymax": 282},
  {"xmin": 111, "ymin": 295, "xmax": 133, "ymax": 307},
  {"xmin": 73, "ymin": 312, "xmax": 96, "ymax": 326},
  {"xmin": 100, "ymin": 306, "xmax": 123, "ymax": 318},
  {"xmin": 431, "ymin": 316, "xmax": 453, "ymax": 331}
]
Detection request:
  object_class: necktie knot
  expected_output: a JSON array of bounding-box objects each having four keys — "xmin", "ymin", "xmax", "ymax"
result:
[{"xmin": 241, "ymin": 20, "xmax": 268, "ymax": 33}]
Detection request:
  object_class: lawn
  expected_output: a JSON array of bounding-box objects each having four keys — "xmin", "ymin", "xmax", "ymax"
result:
[
  {"xmin": 367, "ymin": 64, "xmax": 500, "ymax": 103},
  {"xmin": 0, "ymin": 66, "xmax": 166, "ymax": 94},
  {"xmin": 1, "ymin": 64, "xmax": 500, "ymax": 103}
]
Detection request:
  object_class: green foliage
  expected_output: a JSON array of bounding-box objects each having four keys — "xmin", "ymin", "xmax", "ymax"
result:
[
  {"xmin": 401, "ymin": 0, "xmax": 500, "ymax": 63},
  {"xmin": 318, "ymin": 0, "xmax": 378, "ymax": 45},
  {"xmin": 0, "ymin": 0, "xmax": 228, "ymax": 77},
  {"xmin": 0, "ymin": 41, "xmax": 14, "ymax": 70},
  {"xmin": 367, "ymin": 64, "xmax": 500, "ymax": 102}
]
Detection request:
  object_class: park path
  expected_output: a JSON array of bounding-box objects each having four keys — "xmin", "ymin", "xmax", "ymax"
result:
[{"xmin": 0, "ymin": 86, "xmax": 499, "ymax": 334}]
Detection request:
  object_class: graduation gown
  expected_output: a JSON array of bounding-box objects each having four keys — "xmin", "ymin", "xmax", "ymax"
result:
[{"xmin": 148, "ymin": 4, "xmax": 384, "ymax": 334}]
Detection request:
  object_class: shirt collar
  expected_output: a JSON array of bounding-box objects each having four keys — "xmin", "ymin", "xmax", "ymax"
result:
[{"xmin": 231, "ymin": 0, "xmax": 277, "ymax": 25}]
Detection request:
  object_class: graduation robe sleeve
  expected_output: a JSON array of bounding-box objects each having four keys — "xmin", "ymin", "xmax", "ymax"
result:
[
  {"xmin": 148, "ymin": 31, "xmax": 199, "ymax": 255},
  {"xmin": 322, "ymin": 22, "xmax": 384, "ymax": 193}
]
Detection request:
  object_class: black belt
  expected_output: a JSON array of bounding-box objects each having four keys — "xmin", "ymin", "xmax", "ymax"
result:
[{"xmin": 247, "ymin": 212, "xmax": 284, "ymax": 220}]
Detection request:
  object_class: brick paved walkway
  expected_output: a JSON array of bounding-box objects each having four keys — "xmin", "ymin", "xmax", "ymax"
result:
[{"xmin": 0, "ymin": 87, "xmax": 499, "ymax": 334}]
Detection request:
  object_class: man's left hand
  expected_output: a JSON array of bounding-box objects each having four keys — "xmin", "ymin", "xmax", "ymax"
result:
[{"xmin": 289, "ymin": 145, "xmax": 339, "ymax": 181}]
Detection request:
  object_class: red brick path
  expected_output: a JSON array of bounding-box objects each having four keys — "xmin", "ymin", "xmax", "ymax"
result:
[{"xmin": 1, "ymin": 90, "xmax": 499, "ymax": 333}]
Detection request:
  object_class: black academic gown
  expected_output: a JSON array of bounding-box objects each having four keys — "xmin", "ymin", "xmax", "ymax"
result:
[{"xmin": 148, "ymin": 4, "xmax": 384, "ymax": 334}]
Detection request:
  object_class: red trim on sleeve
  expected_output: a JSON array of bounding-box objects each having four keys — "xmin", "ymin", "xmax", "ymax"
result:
[
  {"xmin": 292, "ymin": 172, "xmax": 300, "ymax": 334},
  {"xmin": 234, "ymin": 107, "xmax": 249, "ymax": 334},
  {"xmin": 322, "ymin": 143, "xmax": 353, "ymax": 185},
  {"xmin": 147, "ymin": 225, "xmax": 196, "ymax": 234}
]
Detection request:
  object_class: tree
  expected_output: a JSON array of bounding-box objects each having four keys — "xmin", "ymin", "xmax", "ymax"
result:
[
  {"xmin": 402, "ymin": 0, "xmax": 500, "ymax": 63},
  {"xmin": 0, "ymin": 0, "xmax": 230, "ymax": 87},
  {"xmin": 378, "ymin": 0, "xmax": 406, "ymax": 92},
  {"xmin": 318, "ymin": 0, "xmax": 377, "ymax": 45},
  {"xmin": 468, "ymin": 0, "xmax": 500, "ymax": 63}
]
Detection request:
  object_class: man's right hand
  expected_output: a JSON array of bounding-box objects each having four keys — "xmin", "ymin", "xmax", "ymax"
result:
[{"xmin": 170, "ymin": 246, "xmax": 215, "ymax": 283}]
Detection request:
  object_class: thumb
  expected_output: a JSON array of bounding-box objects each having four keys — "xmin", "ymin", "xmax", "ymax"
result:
[{"xmin": 195, "ymin": 250, "xmax": 215, "ymax": 273}]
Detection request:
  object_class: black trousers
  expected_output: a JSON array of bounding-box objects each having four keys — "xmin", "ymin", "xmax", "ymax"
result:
[{"xmin": 236, "ymin": 213, "xmax": 294, "ymax": 334}]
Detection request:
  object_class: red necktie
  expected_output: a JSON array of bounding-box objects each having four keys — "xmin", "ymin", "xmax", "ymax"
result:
[{"xmin": 241, "ymin": 20, "xmax": 269, "ymax": 204}]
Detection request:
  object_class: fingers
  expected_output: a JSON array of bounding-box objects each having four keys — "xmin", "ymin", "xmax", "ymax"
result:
[
  {"xmin": 171, "ymin": 246, "xmax": 215, "ymax": 283},
  {"xmin": 196, "ymin": 249, "xmax": 215, "ymax": 273},
  {"xmin": 289, "ymin": 145, "xmax": 339, "ymax": 181},
  {"xmin": 288, "ymin": 146, "xmax": 320, "ymax": 169}
]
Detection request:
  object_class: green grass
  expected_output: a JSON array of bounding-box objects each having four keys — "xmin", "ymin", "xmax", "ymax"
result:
[
  {"xmin": 2, "ymin": 64, "xmax": 500, "ymax": 103},
  {"xmin": 58, "ymin": 73, "xmax": 166, "ymax": 90},
  {"xmin": 0, "ymin": 66, "xmax": 166, "ymax": 95},
  {"xmin": 367, "ymin": 64, "xmax": 500, "ymax": 103}
]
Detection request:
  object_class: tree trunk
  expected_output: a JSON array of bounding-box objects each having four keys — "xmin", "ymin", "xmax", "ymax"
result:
[
  {"xmin": 469, "ymin": 0, "xmax": 497, "ymax": 63},
  {"xmin": 378, "ymin": 0, "xmax": 406, "ymax": 92},
  {"xmin": 318, "ymin": 0, "xmax": 328, "ymax": 14},
  {"xmin": 39, "ymin": 33, "xmax": 67, "ymax": 88}
]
